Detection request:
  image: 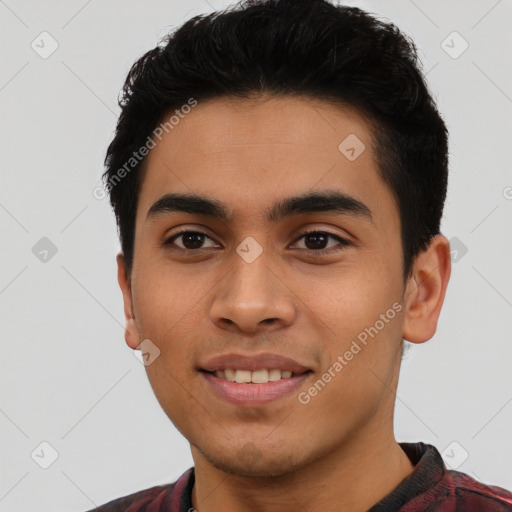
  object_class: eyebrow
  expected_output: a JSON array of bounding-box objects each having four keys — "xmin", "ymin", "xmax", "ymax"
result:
[{"xmin": 146, "ymin": 190, "xmax": 373, "ymax": 224}]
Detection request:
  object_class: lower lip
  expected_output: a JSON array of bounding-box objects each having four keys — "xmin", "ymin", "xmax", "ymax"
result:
[{"xmin": 201, "ymin": 371, "xmax": 311, "ymax": 406}]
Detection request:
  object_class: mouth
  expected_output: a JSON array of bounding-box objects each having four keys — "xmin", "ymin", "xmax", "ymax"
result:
[{"xmin": 198, "ymin": 353, "xmax": 313, "ymax": 406}]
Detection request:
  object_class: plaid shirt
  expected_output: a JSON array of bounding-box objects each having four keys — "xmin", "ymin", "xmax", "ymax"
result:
[{"xmin": 84, "ymin": 442, "xmax": 512, "ymax": 511}]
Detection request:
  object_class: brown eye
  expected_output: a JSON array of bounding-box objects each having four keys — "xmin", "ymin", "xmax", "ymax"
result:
[
  {"xmin": 292, "ymin": 231, "xmax": 351, "ymax": 254},
  {"xmin": 164, "ymin": 230, "xmax": 220, "ymax": 251}
]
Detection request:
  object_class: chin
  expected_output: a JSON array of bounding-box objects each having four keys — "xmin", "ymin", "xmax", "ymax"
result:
[{"xmin": 198, "ymin": 443, "xmax": 306, "ymax": 478}]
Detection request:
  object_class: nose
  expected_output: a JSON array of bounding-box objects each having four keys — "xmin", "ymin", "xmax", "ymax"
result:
[{"xmin": 209, "ymin": 252, "xmax": 296, "ymax": 335}]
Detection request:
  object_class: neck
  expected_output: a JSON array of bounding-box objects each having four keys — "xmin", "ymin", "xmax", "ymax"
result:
[{"xmin": 190, "ymin": 429, "xmax": 414, "ymax": 512}]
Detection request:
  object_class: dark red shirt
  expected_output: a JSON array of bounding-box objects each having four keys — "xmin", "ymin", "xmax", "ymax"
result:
[{"xmin": 84, "ymin": 442, "xmax": 512, "ymax": 511}]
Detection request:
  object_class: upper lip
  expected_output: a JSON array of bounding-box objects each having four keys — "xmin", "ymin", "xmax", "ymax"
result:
[{"xmin": 201, "ymin": 352, "xmax": 311, "ymax": 373}]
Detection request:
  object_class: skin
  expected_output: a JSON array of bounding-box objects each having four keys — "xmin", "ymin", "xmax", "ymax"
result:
[{"xmin": 117, "ymin": 95, "xmax": 451, "ymax": 512}]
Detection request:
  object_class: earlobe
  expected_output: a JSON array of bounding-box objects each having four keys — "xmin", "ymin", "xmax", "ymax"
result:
[
  {"xmin": 402, "ymin": 234, "xmax": 451, "ymax": 344},
  {"xmin": 116, "ymin": 253, "xmax": 141, "ymax": 350}
]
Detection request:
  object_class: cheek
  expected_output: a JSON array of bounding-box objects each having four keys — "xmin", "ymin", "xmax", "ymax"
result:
[
  {"xmin": 301, "ymin": 265, "xmax": 404, "ymax": 403},
  {"xmin": 302, "ymin": 262, "xmax": 398, "ymax": 334},
  {"xmin": 132, "ymin": 259, "xmax": 206, "ymax": 340}
]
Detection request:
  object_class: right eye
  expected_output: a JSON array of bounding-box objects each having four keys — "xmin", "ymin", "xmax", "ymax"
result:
[{"xmin": 163, "ymin": 230, "xmax": 221, "ymax": 251}]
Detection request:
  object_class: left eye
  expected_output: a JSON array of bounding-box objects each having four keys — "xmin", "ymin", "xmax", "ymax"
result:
[{"xmin": 291, "ymin": 231, "xmax": 351, "ymax": 253}]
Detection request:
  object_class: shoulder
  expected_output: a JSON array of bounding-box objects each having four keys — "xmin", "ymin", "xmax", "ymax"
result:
[
  {"xmin": 443, "ymin": 469, "xmax": 512, "ymax": 511},
  {"xmin": 396, "ymin": 442, "xmax": 512, "ymax": 511},
  {"xmin": 79, "ymin": 467, "xmax": 194, "ymax": 512},
  {"xmin": 81, "ymin": 482, "xmax": 174, "ymax": 512}
]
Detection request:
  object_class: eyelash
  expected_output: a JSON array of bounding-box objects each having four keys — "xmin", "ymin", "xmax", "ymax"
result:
[{"xmin": 163, "ymin": 229, "xmax": 352, "ymax": 255}]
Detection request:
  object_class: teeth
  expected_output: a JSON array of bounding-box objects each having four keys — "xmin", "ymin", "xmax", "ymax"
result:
[
  {"xmin": 268, "ymin": 369, "xmax": 282, "ymax": 381},
  {"xmin": 251, "ymin": 369, "xmax": 268, "ymax": 384},
  {"xmin": 213, "ymin": 368, "xmax": 297, "ymax": 383},
  {"xmin": 224, "ymin": 369, "xmax": 235, "ymax": 381},
  {"xmin": 234, "ymin": 370, "xmax": 252, "ymax": 383}
]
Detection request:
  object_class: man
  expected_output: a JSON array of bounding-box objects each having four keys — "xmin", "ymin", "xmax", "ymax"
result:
[{"xmin": 87, "ymin": 0, "xmax": 512, "ymax": 510}]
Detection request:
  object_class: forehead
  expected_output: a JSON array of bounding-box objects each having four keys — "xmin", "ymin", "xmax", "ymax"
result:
[{"xmin": 137, "ymin": 95, "xmax": 397, "ymax": 228}]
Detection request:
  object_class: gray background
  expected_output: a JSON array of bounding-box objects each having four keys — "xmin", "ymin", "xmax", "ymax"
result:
[{"xmin": 0, "ymin": 0, "xmax": 511, "ymax": 510}]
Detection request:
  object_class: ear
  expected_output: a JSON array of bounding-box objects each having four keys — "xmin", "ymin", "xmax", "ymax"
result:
[
  {"xmin": 402, "ymin": 234, "xmax": 451, "ymax": 344},
  {"xmin": 117, "ymin": 253, "xmax": 141, "ymax": 350}
]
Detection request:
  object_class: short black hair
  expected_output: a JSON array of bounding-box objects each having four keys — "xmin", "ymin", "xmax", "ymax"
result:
[{"xmin": 103, "ymin": 0, "xmax": 449, "ymax": 281}]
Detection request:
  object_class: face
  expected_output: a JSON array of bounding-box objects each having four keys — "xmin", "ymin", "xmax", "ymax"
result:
[{"xmin": 118, "ymin": 95, "xmax": 427, "ymax": 477}]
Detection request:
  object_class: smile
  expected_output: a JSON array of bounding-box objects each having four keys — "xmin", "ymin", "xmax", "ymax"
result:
[
  {"xmin": 208, "ymin": 368, "xmax": 299, "ymax": 383},
  {"xmin": 200, "ymin": 369, "xmax": 312, "ymax": 406}
]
